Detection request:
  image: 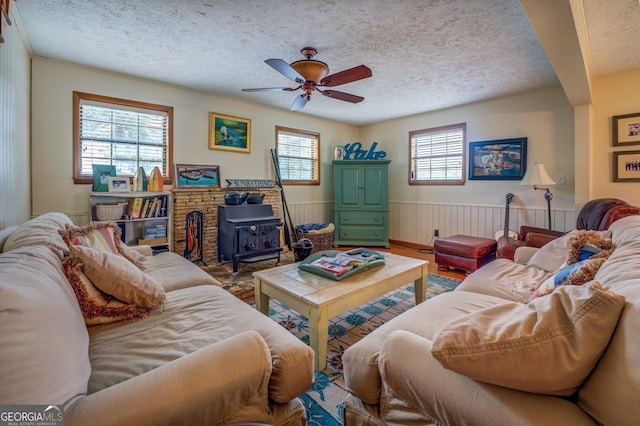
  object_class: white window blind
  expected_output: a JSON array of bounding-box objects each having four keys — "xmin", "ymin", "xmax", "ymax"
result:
[
  {"xmin": 79, "ymin": 100, "xmax": 168, "ymax": 177},
  {"xmin": 410, "ymin": 123, "xmax": 466, "ymax": 184},
  {"xmin": 276, "ymin": 127, "xmax": 319, "ymax": 184}
]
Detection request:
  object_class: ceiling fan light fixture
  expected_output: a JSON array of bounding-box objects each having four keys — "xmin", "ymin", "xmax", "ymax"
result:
[{"xmin": 291, "ymin": 59, "xmax": 329, "ymax": 82}]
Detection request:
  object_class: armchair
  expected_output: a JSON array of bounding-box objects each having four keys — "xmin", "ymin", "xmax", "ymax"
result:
[{"xmin": 497, "ymin": 198, "xmax": 640, "ymax": 260}]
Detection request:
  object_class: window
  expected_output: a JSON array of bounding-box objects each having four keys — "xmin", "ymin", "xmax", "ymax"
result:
[
  {"xmin": 409, "ymin": 123, "xmax": 466, "ymax": 185},
  {"xmin": 275, "ymin": 126, "xmax": 320, "ymax": 185},
  {"xmin": 73, "ymin": 92, "xmax": 173, "ymax": 184}
]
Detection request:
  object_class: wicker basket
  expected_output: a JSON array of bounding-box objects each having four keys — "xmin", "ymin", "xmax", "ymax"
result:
[
  {"xmin": 96, "ymin": 202, "xmax": 127, "ymax": 221},
  {"xmin": 296, "ymin": 223, "xmax": 334, "ymax": 254}
]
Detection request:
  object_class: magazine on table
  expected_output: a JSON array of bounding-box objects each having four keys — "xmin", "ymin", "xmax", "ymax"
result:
[{"xmin": 308, "ymin": 248, "xmax": 386, "ymax": 275}]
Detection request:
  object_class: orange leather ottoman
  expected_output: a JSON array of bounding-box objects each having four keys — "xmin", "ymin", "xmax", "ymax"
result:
[{"xmin": 434, "ymin": 234, "xmax": 497, "ymax": 274}]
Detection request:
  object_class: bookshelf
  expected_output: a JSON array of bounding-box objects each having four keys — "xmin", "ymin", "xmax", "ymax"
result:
[{"xmin": 89, "ymin": 191, "xmax": 171, "ymax": 252}]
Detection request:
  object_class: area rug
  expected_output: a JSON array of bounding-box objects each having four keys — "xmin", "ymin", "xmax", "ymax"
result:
[{"xmin": 260, "ymin": 273, "xmax": 462, "ymax": 425}]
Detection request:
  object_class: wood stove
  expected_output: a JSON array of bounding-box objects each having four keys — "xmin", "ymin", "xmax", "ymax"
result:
[{"xmin": 217, "ymin": 204, "xmax": 283, "ymax": 273}]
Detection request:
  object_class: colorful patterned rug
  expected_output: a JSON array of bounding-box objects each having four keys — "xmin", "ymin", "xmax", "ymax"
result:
[{"xmin": 261, "ymin": 272, "xmax": 462, "ymax": 425}]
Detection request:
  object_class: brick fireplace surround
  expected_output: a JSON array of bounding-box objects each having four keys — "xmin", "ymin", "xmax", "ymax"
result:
[{"xmin": 172, "ymin": 187, "xmax": 283, "ymax": 266}]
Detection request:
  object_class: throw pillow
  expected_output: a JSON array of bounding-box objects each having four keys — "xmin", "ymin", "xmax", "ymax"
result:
[
  {"xmin": 565, "ymin": 229, "xmax": 613, "ymax": 265},
  {"xmin": 69, "ymin": 245, "xmax": 166, "ymax": 308},
  {"xmin": 529, "ymin": 253, "xmax": 610, "ymax": 300},
  {"xmin": 62, "ymin": 257, "xmax": 150, "ymax": 325},
  {"xmin": 525, "ymin": 229, "xmax": 612, "ymax": 274},
  {"xmin": 59, "ymin": 222, "xmax": 144, "ymax": 269},
  {"xmin": 525, "ymin": 230, "xmax": 579, "ymax": 273},
  {"xmin": 431, "ymin": 282, "xmax": 625, "ymax": 396}
]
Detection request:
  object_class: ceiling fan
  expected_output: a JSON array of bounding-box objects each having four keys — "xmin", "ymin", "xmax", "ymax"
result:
[{"xmin": 241, "ymin": 47, "xmax": 372, "ymax": 111}]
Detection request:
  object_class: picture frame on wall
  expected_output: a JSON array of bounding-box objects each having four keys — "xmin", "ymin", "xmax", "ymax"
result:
[
  {"xmin": 613, "ymin": 150, "xmax": 640, "ymax": 182},
  {"xmin": 175, "ymin": 164, "xmax": 221, "ymax": 188},
  {"xmin": 92, "ymin": 164, "xmax": 117, "ymax": 192},
  {"xmin": 208, "ymin": 112, "xmax": 251, "ymax": 153},
  {"xmin": 108, "ymin": 176, "xmax": 130, "ymax": 192},
  {"xmin": 468, "ymin": 137, "xmax": 527, "ymax": 180},
  {"xmin": 612, "ymin": 113, "xmax": 640, "ymax": 146}
]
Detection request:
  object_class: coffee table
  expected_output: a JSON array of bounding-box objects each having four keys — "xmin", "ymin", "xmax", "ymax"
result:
[{"xmin": 253, "ymin": 253, "xmax": 428, "ymax": 370}]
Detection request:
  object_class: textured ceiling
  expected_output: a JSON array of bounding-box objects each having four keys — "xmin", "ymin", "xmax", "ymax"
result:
[{"xmin": 13, "ymin": 0, "xmax": 640, "ymax": 126}]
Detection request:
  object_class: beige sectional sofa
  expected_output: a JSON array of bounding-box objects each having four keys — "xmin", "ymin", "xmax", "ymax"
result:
[
  {"xmin": 0, "ymin": 213, "xmax": 314, "ymax": 426},
  {"xmin": 343, "ymin": 213, "xmax": 640, "ymax": 425}
]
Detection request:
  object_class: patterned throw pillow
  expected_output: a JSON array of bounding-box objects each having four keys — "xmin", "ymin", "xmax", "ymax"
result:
[
  {"xmin": 529, "ymin": 230, "xmax": 614, "ymax": 301},
  {"xmin": 62, "ymin": 257, "xmax": 149, "ymax": 325},
  {"xmin": 530, "ymin": 256, "xmax": 608, "ymax": 300},
  {"xmin": 59, "ymin": 222, "xmax": 145, "ymax": 268}
]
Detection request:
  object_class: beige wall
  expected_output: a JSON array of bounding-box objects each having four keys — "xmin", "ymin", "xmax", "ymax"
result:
[
  {"xmin": 0, "ymin": 7, "xmax": 31, "ymax": 227},
  {"xmin": 30, "ymin": 57, "xmax": 359, "ymax": 219},
  {"xmin": 591, "ymin": 68, "xmax": 640, "ymax": 206},
  {"xmin": 359, "ymin": 86, "xmax": 575, "ymax": 212},
  {"xmin": 30, "ymin": 57, "xmax": 578, "ymax": 234}
]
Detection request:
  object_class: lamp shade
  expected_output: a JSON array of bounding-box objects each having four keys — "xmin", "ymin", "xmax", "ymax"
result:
[{"xmin": 520, "ymin": 163, "xmax": 556, "ymax": 186}]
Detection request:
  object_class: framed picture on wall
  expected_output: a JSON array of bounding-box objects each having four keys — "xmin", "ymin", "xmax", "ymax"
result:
[
  {"xmin": 468, "ymin": 138, "xmax": 527, "ymax": 180},
  {"xmin": 613, "ymin": 150, "xmax": 640, "ymax": 182},
  {"xmin": 208, "ymin": 112, "xmax": 251, "ymax": 153},
  {"xmin": 612, "ymin": 113, "xmax": 640, "ymax": 146}
]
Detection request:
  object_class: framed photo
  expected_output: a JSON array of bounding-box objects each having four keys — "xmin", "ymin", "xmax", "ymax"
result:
[
  {"xmin": 469, "ymin": 138, "xmax": 527, "ymax": 180},
  {"xmin": 108, "ymin": 176, "xmax": 130, "ymax": 192},
  {"xmin": 92, "ymin": 164, "xmax": 116, "ymax": 192},
  {"xmin": 613, "ymin": 113, "xmax": 640, "ymax": 146},
  {"xmin": 208, "ymin": 112, "xmax": 251, "ymax": 153},
  {"xmin": 613, "ymin": 150, "xmax": 640, "ymax": 182},
  {"xmin": 175, "ymin": 164, "xmax": 221, "ymax": 188}
]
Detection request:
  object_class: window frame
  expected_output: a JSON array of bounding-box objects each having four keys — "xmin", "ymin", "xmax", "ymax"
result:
[
  {"xmin": 275, "ymin": 125, "xmax": 320, "ymax": 186},
  {"xmin": 72, "ymin": 91, "xmax": 174, "ymax": 185},
  {"xmin": 408, "ymin": 123, "xmax": 466, "ymax": 186}
]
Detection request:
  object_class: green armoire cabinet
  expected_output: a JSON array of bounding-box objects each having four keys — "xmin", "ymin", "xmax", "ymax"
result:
[{"xmin": 333, "ymin": 159, "xmax": 390, "ymax": 247}]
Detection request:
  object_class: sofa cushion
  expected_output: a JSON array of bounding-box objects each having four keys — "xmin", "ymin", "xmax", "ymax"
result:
[
  {"xmin": 431, "ymin": 282, "xmax": 625, "ymax": 396},
  {"xmin": 87, "ymin": 285, "xmax": 314, "ymax": 404},
  {"xmin": 59, "ymin": 222, "xmax": 144, "ymax": 268},
  {"xmin": 3, "ymin": 212, "xmax": 74, "ymax": 258},
  {"xmin": 63, "ymin": 256, "xmax": 150, "ymax": 325},
  {"xmin": 0, "ymin": 246, "xmax": 91, "ymax": 405},
  {"xmin": 142, "ymin": 251, "xmax": 220, "ymax": 291},
  {"xmin": 69, "ymin": 245, "xmax": 165, "ymax": 308}
]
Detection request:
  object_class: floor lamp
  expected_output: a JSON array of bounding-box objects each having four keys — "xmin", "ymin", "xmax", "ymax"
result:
[{"xmin": 520, "ymin": 163, "xmax": 556, "ymax": 229}]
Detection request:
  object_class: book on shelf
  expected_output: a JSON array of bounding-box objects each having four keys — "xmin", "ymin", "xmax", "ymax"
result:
[{"xmin": 130, "ymin": 197, "xmax": 144, "ymax": 219}]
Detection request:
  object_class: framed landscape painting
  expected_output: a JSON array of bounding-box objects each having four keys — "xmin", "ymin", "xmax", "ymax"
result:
[
  {"xmin": 175, "ymin": 164, "xmax": 221, "ymax": 188},
  {"xmin": 208, "ymin": 112, "xmax": 251, "ymax": 153},
  {"xmin": 468, "ymin": 138, "xmax": 527, "ymax": 180}
]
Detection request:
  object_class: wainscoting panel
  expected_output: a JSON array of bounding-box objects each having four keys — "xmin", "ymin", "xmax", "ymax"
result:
[{"xmin": 389, "ymin": 201, "xmax": 575, "ymax": 245}]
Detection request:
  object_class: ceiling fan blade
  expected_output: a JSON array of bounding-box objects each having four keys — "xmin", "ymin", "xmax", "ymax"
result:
[
  {"xmin": 319, "ymin": 89, "xmax": 365, "ymax": 103},
  {"xmin": 265, "ymin": 59, "xmax": 305, "ymax": 83},
  {"xmin": 241, "ymin": 86, "xmax": 299, "ymax": 92},
  {"xmin": 319, "ymin": 65, "xmax": 372, "ymax": 87},
  {"xmin": 290, "ymin": 94, "xmax": 309, "ymax": 111}
]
